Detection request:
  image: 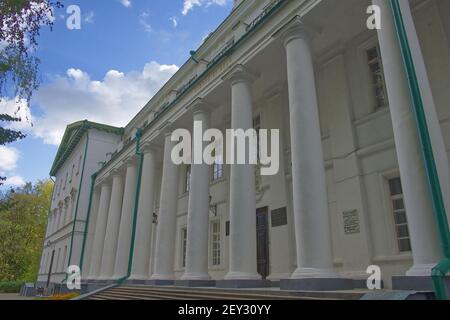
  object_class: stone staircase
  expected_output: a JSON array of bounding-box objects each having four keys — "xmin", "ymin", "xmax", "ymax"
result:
[{"xmin": 83, "ymin": 285, "xmax": 366, "ymax": 300}]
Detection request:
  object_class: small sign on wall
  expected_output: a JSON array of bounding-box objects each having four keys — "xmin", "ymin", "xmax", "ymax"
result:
[{"xmin": 343, "ymin": 210, "xmax": 360, "ymax": 235}]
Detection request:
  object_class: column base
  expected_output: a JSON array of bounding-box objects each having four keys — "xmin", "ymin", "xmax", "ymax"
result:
[
  {"xmin": 180, "ymin": 272, "xmax": 211, "ymax": 281},
  {"xmin": 224, "ymin": 271, "xmax": 262, "ymax": 281},
  {"xmin": 174, "ymin": 280, "xmax": 216, "ymax": 287},
  {"xmin": 405, "ymin": 264, "xmax": 435, "ymax": 277},
  {"xmin": 144, "ymin": 279, "xmax": 174, "ymax": 286},
  {"xmin": 280, "ymin": 278, "xmax": 354, "ymax": 291},
  {"xmin": 216, "ymin": 279, "xmax": 271, "ymax": 289},
  {"xmin": 291, "ymin": 267, "xmax": 338, "ymax": 279}
]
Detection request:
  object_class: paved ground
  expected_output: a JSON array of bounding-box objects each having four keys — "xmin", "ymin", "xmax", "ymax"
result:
[{"xmin": 0, "ymin": 293, "xmax": 34, "ymax": 300}]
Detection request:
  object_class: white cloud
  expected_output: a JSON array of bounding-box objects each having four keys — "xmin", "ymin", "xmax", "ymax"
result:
[
  {"xmin": 25, "ymin": 61, "xmax": 178, "ymax": 145},
  {"xmin": 2, "ymin": 175, "xmax": 26, "ymax": 188},
  {"xmin": 120, "ymin": 0, "xmax": 132, "ymax": 8},
  {"xmin": 139, "ymin": 11, "xmax": 152, "ymax": 33},
  {"xmin": 169, "ymin": 16, "xmax": 178, "ymax": 28},
  {"xmin": 182, "ymin": 0, "xmax": 228, "ymax": 16},
  {"xmin": 84, "ymin": 11, "xmax": 95, "ymax": 24},
  {"xmin": 0, "ymin": 146, "xmax": 20, "ymax": 173}
]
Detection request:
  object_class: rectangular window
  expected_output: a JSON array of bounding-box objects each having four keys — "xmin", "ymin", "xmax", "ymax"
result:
[
  {"xmin": 367, "ymin": 46, "xmax": 388, "ymax": 110},
  {"xmin": 181, "ymin": 227, "xmax": 187, "ymax": 268},
  {"xmin": 64, "ymin": 172, "xmax": 68, "ymax": 190},
  {"xmin": 389, "ymin": 177, "xmax": 411, "ymax": 252},
  {"xmin": 212, "ymin": 162, "xmax": 223, "ymax": 181},
  {"xmin": 54, "ymin": 182, "xmax": 58, "ymax": 199},
  {"xmin": 185, "ymin": 165, "xmax": 191, "ymax": 193},
  {"xmin": 58, "ymin": 179, "xmax": 62, "ymax": 195},
  {"xmin": 211, "ymin": 221, "xmax": 221, "ymax": 266},
  {"xmin": 76, "ymin": 155, "xmax": 82, "ymax": 175},
  {"xmin": 69, "ymin": 164, "xmax": 75, "ymax": 183}
]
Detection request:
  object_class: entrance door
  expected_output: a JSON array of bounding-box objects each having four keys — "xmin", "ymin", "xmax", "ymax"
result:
[{"xmin": 256, "ymin": 207, "xmax": 270, "ymax": 279}]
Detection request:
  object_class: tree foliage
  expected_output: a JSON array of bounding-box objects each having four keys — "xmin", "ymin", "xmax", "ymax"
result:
[
  {"xmin": 0, "ymin": 0, "xmax": 62, "ymax": 184},
  {"xmin": 0, "ymin": 180, "xmax": 53, "ymax": 282}
]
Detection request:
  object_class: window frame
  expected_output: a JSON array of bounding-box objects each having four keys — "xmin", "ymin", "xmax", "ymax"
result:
[
  {"xmin": 210, "ymin": 220, "xmax": 221, "ymax": 267},
  {"xmin": 365, "ymin": 45, "xmax": 388, "ymax": 111},
  {"xmin": 387, "ymin": 177, "xmax": 411, "ymax": 253},
  {"xmin": 180, "ymin": 227, "xmax": 187, "ymax": 268}
]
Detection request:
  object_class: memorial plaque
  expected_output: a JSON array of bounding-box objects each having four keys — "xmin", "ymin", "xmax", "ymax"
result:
[{"xmin": 343, "ymin": 210, "xmax": 360, "ymax": 235}]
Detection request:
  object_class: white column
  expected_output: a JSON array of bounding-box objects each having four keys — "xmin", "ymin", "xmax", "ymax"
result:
[
  {"xmin": 396, "ymin": 0, "xmax": 450, "ymax": 225},
  {"xmin": 113, "ymin": 158, "xmax": 138, "ymax": 278},
  {"xmin": 373, "ymin": 0, "xmax": 442, "ymax": 275},
  {"xmin": 82, "ymin": 188, "xmax": 100, "ymax": 278},
  {"xmin": 130, "ymin": 144, "xmax": 158, "ymax": 280},
  {"xmin": 223, "ymin": 64, "xmax": 260, "ymax": 281},
  {"xmin": 282, "ymin": 18, "xmax": 336, "ymax": 279},
  {"xmin": 151, "ymin": 131, "xmax": 179, "ymax": 280},
  {"xmin": 88, "ymin": 181, "xmax": 112, "ymax": 279},
  {"xmin": 100, "ymin": 170, "xmax": 124, "ymax": 280},
  {"xmin": 182, "ymin": 102, "xmax": 212, "ymax": 281}
]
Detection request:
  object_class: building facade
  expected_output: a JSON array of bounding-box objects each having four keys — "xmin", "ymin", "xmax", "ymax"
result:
[{"xmin": 38, "ymin": 0, "xmax": 450, "ymax": 292}]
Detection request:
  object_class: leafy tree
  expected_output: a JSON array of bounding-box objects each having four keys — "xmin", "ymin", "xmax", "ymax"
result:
[
  {"xmin": 0, "ymin": 180, "xmax": 53, "ymax": 282},
  {"xmin": 0, "ymin": 0, "xmax": 62, "ymax": 185}
]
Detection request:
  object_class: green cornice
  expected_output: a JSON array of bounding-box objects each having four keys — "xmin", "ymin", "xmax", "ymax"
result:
[{"xmin": 50, "ymin": 120, "xmax": 124, "ymax": 177}]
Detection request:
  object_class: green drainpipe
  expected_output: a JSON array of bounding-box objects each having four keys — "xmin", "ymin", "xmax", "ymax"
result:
[
  {"xmin": 117, "ymin": 128, "xmax": 145, "ymax": 284},
  {"xmin": 389, "ymin": 0, "xmax": 450, "ymax": 300},
  {"xmin": 64, "ymin": 124, "xmax": 90, "ymax": 283},
  {"xmin": 78, "ymin": 172, "xmax": 98, "ymax": 274}
]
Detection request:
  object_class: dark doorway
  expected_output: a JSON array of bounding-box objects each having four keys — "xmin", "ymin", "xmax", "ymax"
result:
[
  {"xmin": 256, "ymin": 207, "xmax": 270, "ymax": 279},
  {"xmin": 46, "ymin": 249, "xmax": 55, "ymax": 288}
]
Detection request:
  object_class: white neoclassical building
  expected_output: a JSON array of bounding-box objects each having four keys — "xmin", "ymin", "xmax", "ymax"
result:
[{"xmin": 37, "ymin": 0, "xmax": 450, "ymax": 294}]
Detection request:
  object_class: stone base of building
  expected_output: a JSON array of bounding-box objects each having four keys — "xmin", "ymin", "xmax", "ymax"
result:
[
  {"xmin": 173, "ymin": 280, "xmax": 216, "ymax": 287},
  {"xmin": 352, "ymin": 279, "xmax": 384, "ymax": 289},
  {"xmin": 392, "ymin": 275, "xmax": 450, "ymax": 295},
  {"xmin": 144, "ymin": 279, "xmax": 174, "ymax": 286},
  {"xmin": 124, "ymin": 279, "xmax": 147, "ymax": 285},
  {"xmin": 280, "ymin": 278, "xmax": 354, "ymax": 291},
  {"xmin": 216, "ymin": 279, "xmax": 271, "ymax": 289}
]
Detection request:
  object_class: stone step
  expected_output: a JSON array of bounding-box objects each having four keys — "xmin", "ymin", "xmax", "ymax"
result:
[
  {"xmin": 85, "ymin": 284, "xmax": 365, "ymax": 300},
  {"xmin": 116, "ymin": 285, "xmax": 363, "ymax": 299}
]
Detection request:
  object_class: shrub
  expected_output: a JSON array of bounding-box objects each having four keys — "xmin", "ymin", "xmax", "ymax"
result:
[{"xmin": 0, "ymin": 281, "xmax": 24, "ymax": 293}]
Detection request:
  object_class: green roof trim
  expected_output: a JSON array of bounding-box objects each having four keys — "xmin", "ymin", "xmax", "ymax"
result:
[{"xmin": 50, "ymin": 120, "xmax": 124, "ymax": 176}]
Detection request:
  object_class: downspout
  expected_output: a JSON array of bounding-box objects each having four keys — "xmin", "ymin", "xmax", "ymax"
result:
[
  {"xmin": 78, "ymin": 172, "xmax": 98, "ymax": 274},
  {"xmin": 65, "ymin": 122, "xmax": 90, "ymax": 282},
  {"xmin": 389, "ymin": 0, "xmax": 450, "ymax": 300},
  {"xmin": 117, "ymin": 128, "xmax": 144, "ymax": 284}
]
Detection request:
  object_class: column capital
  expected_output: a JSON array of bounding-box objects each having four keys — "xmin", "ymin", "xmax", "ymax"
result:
[
  {"xmin": 123, "ymin": 155, "xmax": 138, "ymax": 168},
  {"xmin": 111, "ymin": 167, "xmax": 123, "ymax": 178},
  {"xmin": 222, "ymin": 64, "xmax": 259, "ymax": 86},
  {"xmin": 158, "ymin": 122, "xmax": 176, "ymax": 138},
  {"xmin": 141, "ymin": 141, "xmax": 159, "ymax": 154},
  {"xmin": 188, "ymin": 97, "xmax": 212, "ymax": 116},
  {"xmin": 279, "ymin": 16, "xmax": 320, "ymax": 48}
]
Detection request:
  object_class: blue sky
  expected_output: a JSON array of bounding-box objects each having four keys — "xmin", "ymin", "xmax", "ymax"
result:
[{"xmin": 0, "ymin": 0, "xmax": 233, "ymax": 189}]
